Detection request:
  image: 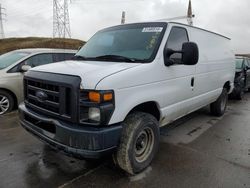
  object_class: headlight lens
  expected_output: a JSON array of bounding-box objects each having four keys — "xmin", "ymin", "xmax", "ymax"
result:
[{"xmin": 88, "ymin": 107, "xmax": 101, "ymax": 122}]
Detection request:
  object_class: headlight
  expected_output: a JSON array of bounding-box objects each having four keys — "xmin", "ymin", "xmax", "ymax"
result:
[
  {"xmin": 88, "ymin": 107, "xmax": 101, "ymax": 122},
  {"xmin": 79, "ymin": 90, "xmax": 115, "ymax": 126}
]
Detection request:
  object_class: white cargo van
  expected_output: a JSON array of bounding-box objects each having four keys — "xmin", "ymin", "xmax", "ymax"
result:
[{"xmin": 19, "ymin": 21, "xmax": 235, "ymax": 174}]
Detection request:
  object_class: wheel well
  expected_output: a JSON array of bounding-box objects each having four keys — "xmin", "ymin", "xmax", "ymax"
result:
[
  {"xmin": 0, "ymin": 88, "xmax": 18, "ymax": 110},
  {"xmin": 129, "ymin": 102, "xmax": 161, "ymax": 121},
  {"xmin": 223, "ymin": 81, "xmax": 231, "ymax": 93}
]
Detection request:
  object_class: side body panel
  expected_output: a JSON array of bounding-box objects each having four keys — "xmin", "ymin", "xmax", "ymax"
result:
[
  {"xmin": 97, "ymin": 23, "xmax": 235, "ymax": 126},
  {"xmin": 0, "ymin": 71, "xmax": 23, "ymax": 104},
  {"xmin": 187, "ymin": 26, "xmax": 235, "ymax": 111},
  {"xmin": 97, "ymin": 24, "xmax": 196, "ymax": 126}
]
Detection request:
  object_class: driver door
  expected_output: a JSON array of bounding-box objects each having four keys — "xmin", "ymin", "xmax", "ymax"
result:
[{"xmin": 160, "ymin": 26, "xmax": 196, "ymax": 123}]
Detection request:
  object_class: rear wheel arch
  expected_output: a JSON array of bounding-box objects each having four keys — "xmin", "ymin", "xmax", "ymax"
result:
[{"xmin": 223, "ymin": 81, "xmax": 231, "ymax": 93}]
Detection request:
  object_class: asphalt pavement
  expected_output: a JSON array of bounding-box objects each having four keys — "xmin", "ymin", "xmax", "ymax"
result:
[{"xmin": 0, "ymin": 94, "xmax": 250, "ymax": 188}]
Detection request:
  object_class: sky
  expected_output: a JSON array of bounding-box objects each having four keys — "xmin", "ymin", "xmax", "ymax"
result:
[{"xmin": 1, "ymin": 0, "xmax": 250, "ymax": 53}]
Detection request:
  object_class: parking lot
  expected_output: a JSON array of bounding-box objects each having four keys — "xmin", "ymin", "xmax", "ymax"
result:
[{"xmin": 0, "ymin": 94, "xmax": 250, "ymax": 188}]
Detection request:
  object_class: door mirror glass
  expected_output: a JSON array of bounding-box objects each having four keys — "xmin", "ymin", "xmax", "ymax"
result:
[
  {"xmin": 181, "ymin": 42, "xmax": 199, "ymax": 65},
  {"xmin": 21, "ymin": 65, "xmax": 31, "ymax": 72},
  {"xmin": 164, "ymin": 42, "xmax": 199, "ymax": 66}
]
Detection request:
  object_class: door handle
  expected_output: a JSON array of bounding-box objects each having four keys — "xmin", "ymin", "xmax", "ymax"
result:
[{"xmin": 191, "ymin": 77, "xmax": 195, "ymax": 87}]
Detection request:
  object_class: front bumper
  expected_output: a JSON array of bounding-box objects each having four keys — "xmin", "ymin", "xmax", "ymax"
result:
[{"xmin": 19, "ymin": 103, "xmax": 122, "ymax": 159}]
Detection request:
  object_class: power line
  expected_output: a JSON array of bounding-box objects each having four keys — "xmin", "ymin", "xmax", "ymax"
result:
[
  {"xmin": 0, "ymin": 4, "xmax": 5, "ymax": 39},
  {"xmin": 53, "ymin": 0, "xmax": 71, "ymax": 38}
]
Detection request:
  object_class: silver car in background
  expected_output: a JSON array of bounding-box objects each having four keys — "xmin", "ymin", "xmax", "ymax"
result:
[{"xmin": 0, "ymin": 48, "xmax": 76, "ymax": 115}]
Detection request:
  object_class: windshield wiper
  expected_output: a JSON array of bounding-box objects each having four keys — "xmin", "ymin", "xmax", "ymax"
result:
[
  {"xmin": 93, "ymin": 55, "xmax": 139, "ymax": 62},
  {"xmin": 71, "ymin": 55, "xmax": 89, "ymax": 60}
]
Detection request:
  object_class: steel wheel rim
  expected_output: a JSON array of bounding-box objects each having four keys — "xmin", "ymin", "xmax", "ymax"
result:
[
  {"xmin": 134, "ymin": 127, "xmax": 154, "ymax": 163},
  {"xmin": 0, "ymin": 95, "xmax": 10, "ymax": 115}
]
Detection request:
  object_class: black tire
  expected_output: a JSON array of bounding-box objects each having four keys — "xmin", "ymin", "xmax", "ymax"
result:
[
  {"xmin": 114, "ymin": 112, "xmax": 159, "ymax": 175},
  {"xmin": 0, "ymin": 90, "xmax": 14, "ymax": 115},
  {"xmin": 210, "ymin": 88, "xmax": 228, "ymax": 116}
]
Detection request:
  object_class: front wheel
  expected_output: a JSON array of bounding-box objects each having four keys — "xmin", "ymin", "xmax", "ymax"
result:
[
  {"xmin": 210, "ymin": 88, "xmax": 228, "ymax": 116},
  {"xmin": 114, "ymin": 112, "xmax": 159, "ymax": 175}
]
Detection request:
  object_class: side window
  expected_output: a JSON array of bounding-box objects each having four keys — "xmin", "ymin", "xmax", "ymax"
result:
[
  {"xmin": 53, "ymin": 53, "xmax": 75, "ymax": 62},
  {"xmin": 25, "ymin": 54, "xmax": 53, "ymax": 67},
  {"xmin": 166, "ymin": 27, "xmax": 189, "ymax": 63}
]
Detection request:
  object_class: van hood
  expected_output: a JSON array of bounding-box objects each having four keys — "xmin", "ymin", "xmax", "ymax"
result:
[{"xmin": 30, "ymin": 60, "xmax": 141, "ymax": 89}]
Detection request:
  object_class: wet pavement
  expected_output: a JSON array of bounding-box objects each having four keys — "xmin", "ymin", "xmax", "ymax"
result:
[{"xmin": 1, "ymin": 94, "xmax": 250, "ymax": 188}]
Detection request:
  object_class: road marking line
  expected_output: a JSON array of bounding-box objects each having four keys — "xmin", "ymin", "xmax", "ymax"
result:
[
  {"xmin": 58, "ymin": 164, "xmax": 104, "ymax": 188},
  {"xmin": 0, "ymin": 158, "xmax": 11, "ymax": 162}
]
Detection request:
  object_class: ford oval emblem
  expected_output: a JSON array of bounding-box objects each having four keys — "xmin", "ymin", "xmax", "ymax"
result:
[{"xmin": 35, "ymin": 90, "xmax": 48, "ymax": 102}]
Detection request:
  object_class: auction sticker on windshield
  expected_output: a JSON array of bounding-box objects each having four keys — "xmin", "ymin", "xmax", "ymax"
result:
[{"xmin": 142, "ymin": 27, "xmax": 163, "ymax": 33}]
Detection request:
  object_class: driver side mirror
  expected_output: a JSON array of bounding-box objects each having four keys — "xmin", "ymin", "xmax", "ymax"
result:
[
  {"xmin": 21, "ymin": 65, "xmax": 31, "ymax": 72},
  {"xmin": 164, "ymin": 42, "xmax": 199, "ymax": 66}
]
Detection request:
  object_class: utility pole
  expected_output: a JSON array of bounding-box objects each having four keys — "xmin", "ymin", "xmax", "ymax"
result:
[
  {"xmin": 53, "ymin": 0, "xmax": 71, "ymax": 38},
  {"xmin": 187, "ymin": 0, "xmax": 194, "ymax": 26},
  {"xmin": 0, "ymin": 4, "xmax": 5, "ymax": 39},
  {"xmin": 121, "ymin": 11, "xmax": 126, "ymax": 24}
]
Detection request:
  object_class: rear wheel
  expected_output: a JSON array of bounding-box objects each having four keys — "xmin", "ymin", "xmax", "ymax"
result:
[
  {"xmin": 210, "ymin": 88, "xmax": 228, "ymax": 116},
  {"xmin": 114, "ymin": 112, "xmax": 159, "ymax": 175},
  {"xmin": 0, "ymin": 90, "xmax": 14, "ymax": 115}
]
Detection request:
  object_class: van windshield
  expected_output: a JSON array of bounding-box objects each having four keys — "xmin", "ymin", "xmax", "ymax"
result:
[
  {"xmin": 75, "ymin": 23, "xmax": 167, "ymax": 63},
  {"xmin": 0, "ymin": 51, "xmax": 30, "ymax": 70},
  {"xmin": 235, "ymin": 59, "xmax": 243, "ymax": 69}
]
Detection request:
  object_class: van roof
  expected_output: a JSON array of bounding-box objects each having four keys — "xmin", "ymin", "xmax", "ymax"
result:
[
  {"xmin": 119, "ymin": 20, "xmax": 230, "ymax": 40},
  {"xmin": 167, "ymin": 21, "xmax": 231, "ymax": 40},
  {"xmin": 235, "ymin": 55, "xmax": 249, "ymax": 59},
  {"xmin": 13, "ymin": 48, "xmax": 77, "ymax": 54}
]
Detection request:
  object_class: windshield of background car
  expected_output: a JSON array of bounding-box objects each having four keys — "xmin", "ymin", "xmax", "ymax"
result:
[
  {"xmin": 76, "ymin": 22, "xmax": 167, "ymax": 63},
  {"xmin": 235, "ymin": 59, "xmax": 244, "ymax": 69},
  {"xmin": 0, "ymin": 51, "xmax": 30, "ymax": 70}
]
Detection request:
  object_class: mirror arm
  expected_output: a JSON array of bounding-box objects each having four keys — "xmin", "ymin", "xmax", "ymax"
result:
[
  {"xmin": 167, "ymin": 49, "xmax": 183, "ymax": 57},
  {"xmin": 165, "ymin": 49, "xmax": 183, "ymax": 66}
]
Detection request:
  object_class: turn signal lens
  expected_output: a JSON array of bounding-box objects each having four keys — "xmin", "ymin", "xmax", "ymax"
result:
[
  {"xmin": 89, "ymin": 92, "xmax": 101, "ymax": 103},
  {"xmin": 103, "ymin": 93, "xmax": 113, "ymax": 101}
]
